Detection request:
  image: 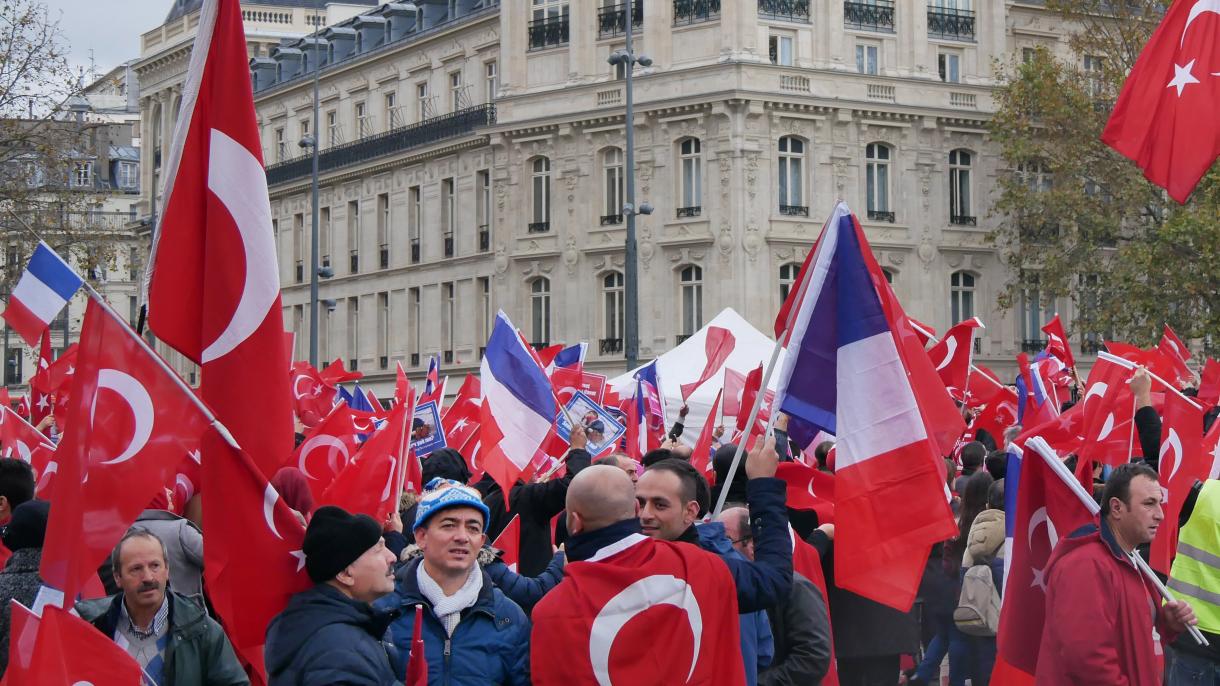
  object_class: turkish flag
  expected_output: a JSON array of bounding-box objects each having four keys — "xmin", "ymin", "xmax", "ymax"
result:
[
  {"xmin": 405, "ymin": 605, "xmax": 429, "ymax": 686},
  {"xmin": 926, "ymin": 317, "xmax": 982, "ymax": 401},
  {"xmin": 146, "ymin": 0, "xmax": 292, "ymax": 477},
  {"xmin": 993, "ymin": 445, "xmax": 1098, "ymax": 683},
  {"xmin": 735, "ymin": 364, "xmax": 772, "ymax": 440},
  {"xmin": 550, "ymin": 367, "xmax": 607, "ymax": 407},
  {"xmin": 1016, "ymin": 402, "xmax": 1085, "ymax": 459},
  {"xmin": 791, "ymin": 532, "xmax": 839, "ymax": 686},
  {"xmin": 972, "ymin": 386, "xmax": 1019, "ymax": 443},
  {"xmin": 290, "ymin": 361, "xmax": 337, "ymax": 426},
  {"xmin": 202, "ymin": 432, "xmax": 310, "ymax": 682},
  {"xmin": 319, "ymin": 401, "xmax": 410, "ymax": 522},
  {"xmin": 1151, "ymin": 391, "xmax": 1206, "ymax": 574},
  {"xmin": 1041, "ymin": 314, "xmax": 1075, "ymax": 369},
  {"xmin": 7, "ymin": 605, "xmax": 142, "ymax": 686},
  {"xmin": 171, "ymin": 446, "xmax": 203, "ymax": 516},
  {"xmin": 15, "ymin": 395, "xmax": 28, "ymax": 421},
  {"xmin": 907, "ymin": 317, "xmax": 938, "ymax": 348},
  {"xmin": 1077, "ymin": 356, "xmax": 1138, "ymax": 465},
  {"xmin": 4, "ymin": 601, "xmax": 38, "ymax": 684},
  {"xmin": 530, "ymin": 534, "xmax": 745, "ymax": 686},
  {"xmin": 1159, "ymin": 323, "xmax": 1194, "ymax": 386},
  {"xmin": 680, "ymin": 327, "xmax": 736, "ymax": 401},
  {"xmin": 321, "ymin": 357, "xmax": 363, "ymax": 385},
  {"xmin": 690, "ymin": 389, "xmax": 722, "ymax": 474},
  {"xmin": 291, "ymin": 403, "xmax": 362, "ymax": 502},
  {"xmin": 40, "ymin": 298, "xmax": 211, "ymax": 605},
  {"xmin": 1101, "ymin": 0, "xmax": 1220, "ymax": 203},
  {"xmin": 41, "ymin": 344, "xmax": 77, "ymax": 396},
  {"xmin": 29, "ymin": 331, "xmax": 52, "ymax": 428},
  {"xmin": 776, "ymin": 462, "xmax": 835, "ymax": 524},
  {"xmin": 394, "ymin": 361, "xmax": 411, "ymax": 406},
  {"xmin": 441, "ymin": 374, "xmax": 482, "ymax": 451},
  {"xmin": 1198, "ymin": 358, "xmax": 1220, "ymax": 405},
  {"xmin": 491, "ymin": 514, "xmax": 521, "ymax": 572},
  {"xmin": 1105, "ymin": 341, "xmax": 1184, "ymax": 388},
  {"xmin": 0, "ymin": 405, "xmax": 54, "ymax": 466}
]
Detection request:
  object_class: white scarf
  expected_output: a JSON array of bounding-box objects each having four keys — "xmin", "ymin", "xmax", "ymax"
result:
[{"xmin": 416, "ymin": 561, "xmax": 483, "ymax": 637}]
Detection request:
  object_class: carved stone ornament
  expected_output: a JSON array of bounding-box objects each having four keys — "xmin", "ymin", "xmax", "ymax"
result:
[
  {"xmin": 718, "ymin": 222, "xmax": 733, "ymax": 263},
  {"xmin": 888, "ymin": 252, "xmax": 905, "ymax": 266},
  {"xmin": 638, "ymin": 227, "xmax": 655, "ymax": 269},
  {"xmin": 638, "ymin": 163, "xmax": 653, "ymax": 197},
  {"xmin": 743, "ymin": 225, "xmax": 762, "ymax": 263},
  {"xmin": 494, "ymin": 245, "xmax": 508, "ymax": 275},
  {"xmin": 947, "ymin": 252, "xmax": 964, "ymax": 268},
  {"xmin": 719, "ymin": 157, "xmax": 732, "ymax": 190},
  {"xmin": 495, "ymin": 183, "xmax": 507, "ymax": 211},
  {"xmin": 563, "ymin": 238, "xmax": 579, "ymax": 275},
  {"xmin": 745, "ymin": 153, "xmax": 759, "ymax": 201},
  {"xmin": 833, "ymin": 159, "xmax": 847, "ymax": 192},
  {"xmin": 918, "ymin": 239, "xmax": 935, "ymax": 269}
]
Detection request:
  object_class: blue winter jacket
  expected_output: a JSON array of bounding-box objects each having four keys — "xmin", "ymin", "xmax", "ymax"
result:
[
  {"xmin": 484, "ymin": 549, "xmax": 565, "ymax": 614},
  {"xmin": 264, "ymin": 583, "xmax": 402, "ymax": 686},
  {"xmin": 693, "ymin": 477, "xmax": 793, "ymax": 614},
  {"xmin": 377, "ymin": 557, "xmax": 531, "ymax": 686},
  {"xmin": 698, "ymin": 521, "xmax": 775, "ymax": 686}
]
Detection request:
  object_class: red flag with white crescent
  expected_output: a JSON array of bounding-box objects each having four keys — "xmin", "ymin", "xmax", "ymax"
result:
[
  {"xmin": 145, "ymin": 0, "xmax": 292, "ymax": 477},
  {"xmin": 318, "ymin": 401, "xmax": 410, "ymax": 522},
  {"xmin": 1150, "ymin": 390, "xmax": 1206, "ymax": 574},
  {"xmin": 290, "ymin": 403, "xmax": 362, "ymax": 502},
  {"xmin": 491, "ymin": 514, "xmax": 521, "ymax": 572},
  {"xmin": 925, "ymin": 317, "xmax": 982, "ymax": 402}
]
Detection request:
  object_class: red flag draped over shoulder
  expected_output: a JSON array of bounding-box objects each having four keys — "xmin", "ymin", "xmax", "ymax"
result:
[{"xmin": 145, "ymin": 0, "xmax": 292, "ymax": 477}]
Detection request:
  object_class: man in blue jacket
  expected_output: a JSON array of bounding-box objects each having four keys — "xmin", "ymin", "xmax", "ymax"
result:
[
  {"xmin": 265, "ymin": 506, "xmax": 401, "ymax": 685},
  {"xmin": 379, "ymin": 479, "xmax": 530, "ymax": 686}
]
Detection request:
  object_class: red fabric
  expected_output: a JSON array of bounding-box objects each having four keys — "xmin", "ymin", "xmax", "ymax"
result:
[
  {"xmin": 972, "ymin": 386, "xmax": 1019, "ymax": 444},
  {"xmin": 926, "ymin": 317, "xmax": 981, "ymax": 401},
  {"xmin": 40, "ymin": 298, "xmax": 210, "ymax": 604},
  {"xmin": 530, "ymin": 534, "xmax": 745, "ymax": 686},
  {"xmin": 1150, "ymin": 391, "xmax": 1206, "ymax": 575},
  {"xmin": 491, "ymin": 514, "xmax": 521, "ymax": 571},
  {"xmin": 10, "ymin": 605, "xmax": 142, "ymax": 686},
  {"xmin": 550, "ymin": 367, "xmax": 607, "ymax": 406},
  {"xmin": 680, "ymin": 326, "xmax": 736, "ymax": 401},
  {"xmin": 907, "ymin": 317, "xmax": 938, "ymax": 348},
  {"xmin": 146, "ymin": 0, "xmax": 292, "ymax": 478},
  {"xmin": 202, "ymin": 432, "xmax": 311, "ymax": 682},
  {"xmin": 1105, "ymin": 342, "xmax": 1182, "ymax": 389},
  {"xmin": 4, "ymin": 600, "xmax": 38, "ymax": 683},
  {"xmin": 1016, "ymin": 403, "xmax": 1086, "ymax": 460},
  {"xmin": 271, "ymin": 467, "xmax": 316, "ymax": 517},
  {"xmin": 289, "ymin": 362, "xmax": 336, "ymax": 425},
  {"xmin": 775, "ymin": 462, "xmax": 835, "ymax": 524},
  {"xmin": 1041, "ymin": 314, "xmax": 1075, "ymax": 369},
  {"xmin": 1101, "ymin": 0, "xmax": 1220, "ymax": 203},
  {"xmin": 0, "ymin": 298, "xmax": 50, "ymax": 349},
  {"xmin": 535, "ymin": 344, "xmax": 563, "ymax": 369},
  {"xmin": 995, "ymin": 446, "xmax": 1098, "ymax": 682},
  {"xmin": 14, "ymin": 396, "xmax": 28, "ymax": 421},
  {"xmin": 0, "ymin": 405, "xmax": 54, "ymax": 467},
  {"xmin": 29, "ymin": 331, "xmax": 52, "ymax": 428},
  {"xmin": 320, "ymin": 358, "xmax": 362, "ymax": 385},
  {"xmin": 774, "ymin": 239, "xmax": 820, "ymax": 340},
  {"xmin": 1079, "ymin": 356, "xmax": 1138, "ymax": 466},
  {"xmin": 38, "ymin": 344, "xmax": 77, "ymax": 396},
  {"xmin": 791, "ymin": 532, "xmax": 838, "ymax": 686},
  {"xmin": 1159, "ymin": 324, "xmax": 1194, "ymax": 386},
  {"xmin": 1197, "ymin": 358, "xmax": 1220, "ymax": 405},
  {"xmin": 395, "ymin": 361, "xmax": 411, "ymax": 406},
  {"xmin": 289, "ymin": 404, "xmax": 362, "ymax": 501},
  {"xmin": 735, "ymin": 364, "xmax": 771, "ymax": 442},
  {"xmin": 441, "ymin": 374, "xmax": 482, "ymax": 451},
  {"xmin": 320, "ymin": 401, "xmax": 410, "ymax": 521},
  {"xmin": 405, "ymin": 605, "xmax": 428, "ymax": 686},
  {"xmin": 690, "ymin": 389, "xmax": 722, "ymax": 474}
]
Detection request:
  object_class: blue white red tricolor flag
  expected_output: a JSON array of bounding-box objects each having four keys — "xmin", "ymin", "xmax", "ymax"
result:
[
  {"xmin": 424, "ymin": 354, "xmax": 441, "ymax": 395},
  {"xmin": 2, "ymin": 242, "xmax": 83, "ymax": 347},
  {"xmin": 772, "ymin": 202, "xmax": 958, "ymax": 611},
  {"xmin": 632, "ymin": 360, "xmax": 665, "ymax": 453},
  {"xmin": 549, "ymin": 342, "xmax": 587, "ymax": 373},
  {"xmin": 479, "ymin": 311, "xmax": 557, "ymax": 497}
]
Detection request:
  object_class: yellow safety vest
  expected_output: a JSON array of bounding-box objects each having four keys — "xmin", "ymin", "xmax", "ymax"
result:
[{"xmin": 1169, "ymin": 480, "xmax": 1220, "ymax": 634}]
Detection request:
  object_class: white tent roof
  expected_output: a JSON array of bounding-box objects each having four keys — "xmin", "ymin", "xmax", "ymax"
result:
[{"xmin": 608, "ymin": 308, "xmax": 786, "ymax": 444}]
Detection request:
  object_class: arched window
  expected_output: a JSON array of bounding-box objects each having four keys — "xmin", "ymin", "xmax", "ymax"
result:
[
  {"xmin": 778, "ymin": 136, "xmax": 805, "ymax": 214},
  {"xmin": 530, "ymin": 277, "xmax": 551, "ymax": 346},
  {"xmin": 779, "ymin": 262, "xmax": 800, "ymax": 302},
  {"xmin": 529, "ymin": 157, "xmax": 550, "ymax": 233},
  {"xmin": 865, "ymin": 142, "xmax": 892, "ymax": 221},
  {"xmin": 602, "ymin": 271, "xmax": 624, "ymax": 352},
  {"xmin": 680, "ymin": 265, "xmax": 703, "ymax": 337},
  {"xmin": 950, "ymin": 270, "xmax": 975, "ymax": 323},
  {"xmin": 601, "ymin": 148, "xmax": 623, "ymax": 224},
  {"xmin": 949, "ymin": 149, "xmax": 974, "ymax": 225},
  {"xmin": 678, "ymin": 138, "xmax": 702, "ymax": 216}
]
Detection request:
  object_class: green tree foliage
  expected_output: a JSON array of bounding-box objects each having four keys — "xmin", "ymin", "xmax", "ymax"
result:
[{"xmin": 988, "ymin": 0, "xmax": 1220, "ymax": 348}]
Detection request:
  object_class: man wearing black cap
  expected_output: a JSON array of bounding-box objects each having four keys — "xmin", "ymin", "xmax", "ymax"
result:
[
  {"xmin": 265, "ymin": 505, "xmax": 401, "ymax": 686},
  {"xmin": 0, "ymin": 499, "xmax": 48, "ymax": 677}
]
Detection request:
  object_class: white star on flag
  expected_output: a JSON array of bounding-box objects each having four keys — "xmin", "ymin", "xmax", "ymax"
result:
[
  {"xmin": 35, "ymin": 394, "xmax": 49, "ymax": 411},
  {"xmin": 1167, "ymin": 60, "xmax": 1200, "ymax": 97},
  {"xmin": 290, "ymin": 550, "xmax": 307, "ymax": 573},
  {"xmin": 452, "ymin": 417, "xmax": 468, "ymax": 431}
]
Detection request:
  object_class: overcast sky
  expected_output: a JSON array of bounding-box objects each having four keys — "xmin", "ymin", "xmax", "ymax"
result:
[{"xmin": 43, "ymin": 0, "xmax": 174, "ymax": 82}]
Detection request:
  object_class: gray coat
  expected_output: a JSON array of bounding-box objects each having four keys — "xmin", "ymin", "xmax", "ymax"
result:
[
  {"xmin": 760, "ymin": 573, "xmax": 833, "ymax": 686},
  {"xmin": 133, "ymin": 509, "xmax": 205, "ymax": 597},
  {"xmin": 0, "ymin": 548, "xmax": 43, "ymax": 678}
]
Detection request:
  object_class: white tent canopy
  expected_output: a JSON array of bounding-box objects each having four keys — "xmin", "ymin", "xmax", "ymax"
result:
[{"xmin": 608, "ymin": 308, "xmax": 787, "ymax": 444}]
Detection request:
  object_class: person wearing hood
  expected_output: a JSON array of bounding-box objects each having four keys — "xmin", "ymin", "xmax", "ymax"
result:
[
  {"xmin": 0, "ymin": 499, "xmax": 48, "ymax": 677},
  {"xmin": 264, "ymin": 506, "xmax": 401, "ymax": 686},
  {"xmin": 378, "ymin": 479, "xmax": 530, "ymax": 686},
  {"xmin": 959, "ymin": 478, "xmax": 1005, "ymax": 685}
]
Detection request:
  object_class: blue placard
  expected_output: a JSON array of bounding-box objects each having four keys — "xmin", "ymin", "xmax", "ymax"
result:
[
  {"xmin": 556, "ymin": 390, "xmax": 627, "ymax": 455},
  {"xmin": 411, "ymin": 400, "xmax": 447, "ymax": 457}
]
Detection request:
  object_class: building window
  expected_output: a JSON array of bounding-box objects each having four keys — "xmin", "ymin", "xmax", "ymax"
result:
[
  {"xmin": 326, "ymin": 110, "xmax": 340, "ymax": 147},
  {"xmin": 442, "ymin": 178, "xmax": 456, "ymax": 257},
  {"xmin": 355, "ymin": 101, "xmax": 369, "ymax": 138},
  {"xmin": 680, "ymin": 265, "xmax": 703, "ymax": 336},
  {"xmin": 377, "ymin": 292, "xmax": 390, "ymax": 369},
  {"xmin": 949, "ymin": 149, "xmax": 974, "ymax": 225},
  {"xmin": 778, "ymin": 136, "xmax": 806, "ymax": 214},
  {"xmin": 409, "ymin": 287, "xmax": 421, "ymax": 364},
  {"xmin": 442, "ymin": 282, "xmax": 455, "ymax": 359},
  {"xmin": 347, "ymin": 296, "xmax": 360, "ymax": 369},
  {"xmin": 779, "ymin": 262, "xmax": 800, "ymax": 302},
  {"xmin": 293, "ymin": 305, "xmax": 305, "ymax": 360},
  {"xmin": 529, "ymin": 0, "xmax": 570, "ymax": 49},
  {"xmin": 128, "ymin": 246, "xmax": 140, "ymax": 281},
  {"xmin": 530, "ymin": 157, "xmax": 551, "ymax": 232},
  {"xmin": 320, "ymin": 206, "xmax": 331, "ymax": 268},
  {"xmin": 881, "ymin": 268, "xmax": 895, "ymax": 284},
  {"xmin": 377, "ymin": 193, "xmax": 390, "ymax": 269},
  {"xmin": 384, "ymin": 91, "xmax": 400, "ymax": 129},
  {"xmin": 449, "ymin": 70, "xmax": 464, "ymax": 112},
  {"xmin": 530, "ymin": 277, "xmax": 551, "ymax": 346},
  {"xmin": 485, "ymin": 61, "xmax": 498, "ymax": 103},
  {"xmin": 1083, "ymin": 54, "xmax": 1105, "ymax": 98},
  {"xmin": 856, "ymin": 42, "xmax": 879, "ymax": 75},
  {"xmin": 1022, "ymin": 47, "xmax": 1037, "ymax": 64},
  {"xmin": 769, "ymin": 34, "xmax": 794, "ymax": 66},
  {"xmin": 477, "ymin": 277, "xmax": 491, "ymax": 348},
  {"xmin": 865, "ymin": 142, "xmax": 893, "ymax": 221},
  {"xmin": 938, "ymin": 51, "xmax": 961, "ymax": 83},
  {"xmin": 274, "ymin": 127, "xmax": 286, "ymax": 162},
  {"xmin": 950, "ymin": 270, "xmax": 975, "ymax": 323},
  {"xmin": 477, "ymin": 170, "xmax": 491, "ymax": 252},
  {"xmin": 409, "ymin": 186, "xmax": 422, "ymax": 263},
  {"xmin": 603, "ymin": 271, "xmax": 625, "ymax": 346},
  {"xmin": 417, "ymin": 81, "xmax": 432, "ymax": 120},
  {"xmin": 299, "ymin": 117, "xmax": 310, "ymax": 142},
  {"xmin": 928, "ymin": 0, "xmax": 976, "ymax": 40},
  {"xmin": 602, "ymin": 148, "xmax": 624, "ymax": 225},
  {"xmin": 677, "ymin": 138, "xmax": 702, "ymax": 216},
  {"xmin": 117, "ymin": 161, "xmax": 139, "ymax": 189},
  {"xmin": 72, "ymin": 161, "xmax": 92, "ymax": 187},
  {"xmin": 347, "ymin": 200, "xmax": 360, "ymax": 274},
  {"xmin": 293, "ymin": 213, "xmax": 304, "ymax": 283},
  {"xmin": 1020, "ymin": 275, "xmax": 1056, "ymax": 346}
]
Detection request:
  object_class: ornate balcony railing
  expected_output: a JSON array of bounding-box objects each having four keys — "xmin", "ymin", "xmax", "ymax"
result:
[
  {"xmin": 676, "ymin": 334, "xmax": 693, "ymax": 345},
  {"xmin": 528, "ymin": 221, "xmax": 550, "ymax": 234},
  {"xmin": 266, "ymin": 104, "xmax": 496, "ymax": 186},
  {"xmin": 759, "ymin": 0, "xmax": 810, "ymax": 23},
  {"xmin": 868, "ymin": 210, "xmax": 896, "ymax": 223},
  {"xmin": 528, "ymin": 15, "xmax": 569, "ymax": 50},
  {"xmin": 443, "ymin": 350, "xmax": 454, "ymax": 364},
  {"xmin": 600, "ymin": 338, "xmax": 624, "ymax": 355},
  {"xmin": 844, "ymin": 0, "xmax": 894, "ymax": 32},
  {"xmin": 779, "ymin": 204, "xmax": 809, "ymax": 217},
  {"xmin": 677, "ymin": 206, "xmax": 702, "ymax": 218},
  {"xmin": 598, "ymin": 1, "xmax": 643, "ymax": 38},
  {"xmin": 927, "ymin": 7, "xmax": 975, "ymax": 41},
  {"xmin": 1021, "ymin": 338, "xmax": 1048, "ymax": 353},
  {"xmin": 673, "ymin": 0, "xmax": 720, "ymax": 26},
  {"xmin": 600, "ymin": 214, "xmax": 623, "ymax": 226},
  {"xmin": 950, "ymin": 214, "xmax": 977, "ymax": 226}
]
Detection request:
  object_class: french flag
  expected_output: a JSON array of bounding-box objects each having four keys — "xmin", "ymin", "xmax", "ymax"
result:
[
  {"xmin": 633, "ymin": 360, "xmax": 665, "ymax": 452},
  {"xmin": 2, "ymin": 242, "xmax": 83, "ymax": 347},
  {"xmin": 773, "ymin": 202, "xmax": 958, "ymax": 611},
  {"xmin": 424, "ymin": 354, "xmax": 441, "ymax": 395},
  {"xmin": 549, "ymin": 342, "xmax": 587, "ymax": 373},
  {"xmin": 480, "ymin": 311, "xmax": 557, "ymax": 497}
]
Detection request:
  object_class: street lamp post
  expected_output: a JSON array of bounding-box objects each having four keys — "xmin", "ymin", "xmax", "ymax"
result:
[{"xmin": 609, "ymin": 1, "xmax": 652, "ymax": 371}]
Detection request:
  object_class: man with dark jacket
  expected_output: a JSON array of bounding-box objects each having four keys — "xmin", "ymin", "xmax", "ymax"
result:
[
  {"xmin": 379, "ymin": 479, "xmax": 530, "ymax": 685},
  {"xmin": 265, "ymin": 506, "xmax": 401, "ymax": 685},
  {"xmin": 0, "ymin": 500, "xmax": 48, "ymax": 677},
  {"xmin": 76, "ymin": 529, "xmax": 247, "ymax": 686},
  {"xmin": 477, "ymin": 426, "xmax": 592, "ymax": 576}
]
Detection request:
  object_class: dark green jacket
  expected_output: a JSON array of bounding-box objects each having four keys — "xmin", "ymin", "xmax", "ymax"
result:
[{"xmin": 76, "ymin": 590, "xmax": 248, "ymax": 686}]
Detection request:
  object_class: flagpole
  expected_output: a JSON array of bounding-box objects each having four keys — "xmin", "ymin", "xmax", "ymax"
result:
[
  {"xmin": 711, "ymin": 340, "xmax": 783, "ymax": 518},
  {"xmin": 1025, "ymin": 436, "xmax": 1208, "ymax": 647},
  {"xmin": 1096, "ymin": 351, "xmax": 1203, "ymax": 410}
]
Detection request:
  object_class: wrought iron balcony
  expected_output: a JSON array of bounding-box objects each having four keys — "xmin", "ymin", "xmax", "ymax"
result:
[
  {"xmin": 410, "ymin": 353, "xmax": 420, "ymax": 366},
  {"xmin": 600, "ymin": 338, "xmax": 624, "ymax": 355},
  {"xmin": 379, "ymin": 355, "xmax": 388, "ymax": 370},
  {"xmin": 676, "ymin": 334, "xmax": 693, "ymax": 345},
  {"xmin": 676, "ymin": 206, "xmax": 701, "ymax": 218},
  {"xmin": 779, "ymin": 204, "xmax": 809, "ymax": 217},
  {"xmin": 1021, "ymin": 338, "xmax": 1048, "ymax": 353},
  {"xmin": 598, "ymin": 1, "xmax": 643, "ymax": 38},
  {"xmin": 478, "ymin": 225, "xmax": 490, "ymax": 252},
  {"xmin": 266, "ymin": 104, "xmax": 496, "ymax": 186},
  {"xmin": 443, "ymin": 234, "xmax": 454, "ymax": 258},
  {"xmin": 868, "ymin": 210, "xmax": 896, "ymax": 223},
  {"xmin": 528, "ymin": 221, "xmax": 550, "ymax": 234},
  {"xmin": 379, "ymin": 244, "xmax": 389, "ymax": 269},
  {"xmin": 349, "ymin": 358, "xmax": 359, "ymax": 371},
  {"xmin": 759, "ymin": 0, "xmax": 810, "ymax": 23},
  {"xmin": 950, "ymin": 214, "xmax": 977, "ymax": 226},
  {"xmin": 673, "ymin": 0, "xmax": 720, "ymax": 26},
  {"xmin": 528, "ymin": 15, "xmax": 569, "ymax": 50},
  {"xmin": 844, "ymin": 0, "xmax": 894, "ymax": 32},
  {"xmin": 349, "ymin": 251, "xmax": 359, "ymax": 273},
  {"xmin": 443, "ymin": 350, "xmax": 454, "ymax": 364},
  {"xmin": 927, "ymin": 7, "xmax": 975, "ymax": 41},
  {"xmin": 600, "ymin": 214, "xmax": 623, "ymax": 226}
]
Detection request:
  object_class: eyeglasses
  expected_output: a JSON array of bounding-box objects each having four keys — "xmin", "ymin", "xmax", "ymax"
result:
[{"xmin": 730, "ymin": 535, "xmax": 754, "ymax": 547}]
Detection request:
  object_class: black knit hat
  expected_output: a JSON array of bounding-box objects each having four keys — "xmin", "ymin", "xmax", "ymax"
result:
[
  {"xmin": 422, "ymin": 448, "xmax": 472, "ymax": 486},
  {"xmin": 302, "ymin": 505, "xmax": 383, "ymax": 583},
  {"xmin": 3, "ymin": 499, "xmax": 49, "ymax": 552}
]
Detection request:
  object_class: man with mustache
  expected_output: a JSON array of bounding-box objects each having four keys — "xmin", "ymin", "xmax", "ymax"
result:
[{"xmin": 77, "ymin": 528, "xmax": 247, "ymax": 686}]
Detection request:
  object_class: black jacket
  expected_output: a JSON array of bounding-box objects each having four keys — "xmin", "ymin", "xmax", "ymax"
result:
[
  {"xmin": 479, "ymin": 448, "xmax": 591, "ymax": 576},
  {"xmin": 760, "ymin": 573, "xmax": 832, "ymax": 686},
  {"xmin": 1134, "ymin": 405, "xmax": 1162, "ymax": 470},
  {"xmin": 265, "ymin": 584, "xmax": 401, "ymax": 686},
  {"xmin": 0, "ymin": 548, "xmax": 42, "ymax": 677}
]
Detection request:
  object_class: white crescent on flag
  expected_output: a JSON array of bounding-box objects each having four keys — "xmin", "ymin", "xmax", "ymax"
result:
[
  {"xmin": 93, "ymin": 369, "xmax": 154, "ymax": 466},
  {"xmin": 589, "ymin": 574, "xmax": 703, "ymax": 686}
]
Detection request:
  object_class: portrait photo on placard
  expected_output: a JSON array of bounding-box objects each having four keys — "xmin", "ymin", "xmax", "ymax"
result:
[
  {"xmin": 411, "ymin": 400, "xmax": 447, "ymax": 457},
  {"xmin": 556, "ymin": 390, "xmax": 626, "ymax": 455}
]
